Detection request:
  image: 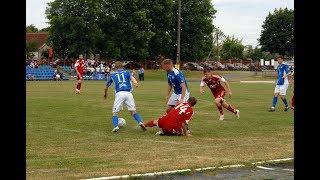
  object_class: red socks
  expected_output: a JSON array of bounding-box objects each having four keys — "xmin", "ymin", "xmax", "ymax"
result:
[
  {"xmin": 144, "ymin": 120, "xmax": 156, "ymax": 127},
  {"xmin": 217, "ymin": 105, "xmax": 223, "ymax": 115},
  {"xmin": 226, "ymin": 105, "xmax": 236, "ymax": 114},
  {"xmin": 76, "ymin": 83, "xmax": 81, "ymax": 90}
]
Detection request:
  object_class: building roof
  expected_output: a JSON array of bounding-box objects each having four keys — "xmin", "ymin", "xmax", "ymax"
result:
[{"xmin": 26, "ymin": 33, "xmax": 48, "ymax": 49}]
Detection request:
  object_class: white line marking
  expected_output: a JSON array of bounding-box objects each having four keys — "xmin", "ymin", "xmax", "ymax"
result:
[
  {"xmin": 85, "ymin": 158, "xmax": 293, "ymax": 179},
  {"xmin": 256, "ymin": 166, "xmax": 275, "ymax": 170},
  {"xmin": 218, "ymin": 164, "xmax": 245, "ymax": 169},
  {"xmin": 195, "ymin": 167, "xmax": 215, "ymax": 171},
  {"xmin": 240, "ymin": 81, "xmax": 275, "ymax": 83},
  {"xmin": 252, "ymin": 158, "xmax": 293, "ymax": 165},
  {"xmin": 282, "ymin": 168, "xmax": 294, "ymax": 172}
]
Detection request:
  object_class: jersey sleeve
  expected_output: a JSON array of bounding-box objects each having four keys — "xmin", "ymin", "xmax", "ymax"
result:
[
  {"xmin": 176, "ymin": 72, "xmax": 186, "ymax": 84},
  {"xmin": 167, "ymin": 74, "xmax": 171, "ymax": 85},
  {"xmin": 284, "ymin": 65, "xmax": 290, "ymax": 74},
  {"xmin": 219, "ymin": 77, "xmax": 226, "ymax": 83},
  {"xmin": 184, "ymin": 109, "xmax": 194, "ymax": 121},
  {"xmin": 200, "ymin": 77, "xmax": 205, "ymax": 86},
  {"xmin": 106, "ymin": 75, "xmax": 113, "ymax": 87}
]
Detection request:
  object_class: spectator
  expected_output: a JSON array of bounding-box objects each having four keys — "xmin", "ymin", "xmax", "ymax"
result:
[
  {"xmin": 26, "ymin": 74, "xmax": 35, "ymax": 81},
  {"xmin": 53, "ymin": 70, "xmax": 62, "ymax": 81},
  {"xmin": 138, "ymin": 67, "xmax": 145, "ymax": 81}
]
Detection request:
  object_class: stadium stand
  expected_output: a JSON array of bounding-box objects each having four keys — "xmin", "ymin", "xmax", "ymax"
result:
[{"xmin": 26, "ymin": 65, "xmax": 69, "ymax": 81}]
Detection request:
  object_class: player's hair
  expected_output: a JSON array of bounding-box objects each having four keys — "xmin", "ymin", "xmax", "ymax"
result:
[
  {"xmin": 203, "ymin": 68, "xmax": 212, "ymax": 73},
  {"xmin": 114, "ymin": 61, "xmax": 123, "ymax": 69},
  {"xmin": 276, "ymin": 55, "xmax": 284, "ymax": 60},
  {"xmin": 188, "ymin": 97, "xmax": 197, "ymax": 106},
  {"xmin": 161, "ymin": 59, "xmax": 173, "ymax": 65}
]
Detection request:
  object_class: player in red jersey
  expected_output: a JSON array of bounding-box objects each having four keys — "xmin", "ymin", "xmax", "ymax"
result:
[
  {"xmin": 144, "ymin": 97, "xmax": 197, "ymax": 136},
  {"xmin": 74, "ymin": 54, "xmax": 85, "ymax": 94},
  {"xmin": 200, "ymin": 68, "xmax": 239, "ymax": 121}
]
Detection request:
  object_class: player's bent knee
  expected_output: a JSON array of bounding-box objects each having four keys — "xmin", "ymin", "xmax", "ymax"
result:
[
  {"xmin": 214, "ymin": 98, "xmax": 221, "ymax": 104},
  {"xmin": 130, "ymin": 111, "xmax": 136, "ymax": 116}
]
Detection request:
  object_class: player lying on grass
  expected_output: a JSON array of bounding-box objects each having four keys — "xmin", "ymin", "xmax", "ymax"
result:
[
  {"xmin": 143, "ymin": 97, "xmax": 197, "ymax": 136},
  {"xmin": 200, "ymin": 68, "xmax": 239, "ymax": 121},
  {"xmin": 104, "ymin": 61, "xmax": 146, "ymax": 132},
  {"xmin": 161, "ymin": 59, "xmax": 190, "ymax": 114}
]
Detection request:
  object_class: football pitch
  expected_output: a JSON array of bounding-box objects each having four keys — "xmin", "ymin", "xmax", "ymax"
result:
[{"xmin": 26, "ymin": 70, "xmax": 293, "ymax": 179}]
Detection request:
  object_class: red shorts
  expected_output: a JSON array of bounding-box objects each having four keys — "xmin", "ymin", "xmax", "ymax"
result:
[
  {"xmin": 77, "ymin": 74, "xmax": 83, "ymax": 80},
  {"xmin": 212, "ymin": 89, "xmax": 225, "ymax": 99},
  {"xmin": 158, "ymin": 118, "xmax": 182, "ymax": 135}
]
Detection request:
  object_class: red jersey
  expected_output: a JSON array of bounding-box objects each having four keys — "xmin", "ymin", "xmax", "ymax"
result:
[
  {"xmin": 75, "ymin": 59, "xmax": 85, "ymax": 74},
  {"xmin": 158, "ymin": 102, "xmax": 194, "ymax": 135},
  {"xmin": 201, "ymin": 75, "xmax": 226, "ymax": 98}
]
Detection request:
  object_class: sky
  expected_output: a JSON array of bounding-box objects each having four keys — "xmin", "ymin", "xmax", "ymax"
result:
[{"xmin": 26, "ymin": 0, "xmax": 294, "ymax": 46}]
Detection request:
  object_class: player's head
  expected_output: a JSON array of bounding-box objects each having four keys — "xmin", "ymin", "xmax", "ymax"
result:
[
  {"xmin": 161, "ymin": 59, "xmax": 174, "ymax": 71},
  {"xmin": 79, "ymin": 54, "xmax": 83, "ymax": 60},
  {"xmin": 187, "ymin": 97, "xmax": 197, "ymax": 107},
  {"xmin": 276, "ymin": 55, "xmax": 284, "ymax": 64},
  {"xmin": 203, "ymin": 68, "xmax": 213, "ymax": 79},
  {"xmin": 114, "ymin": 61, "xmax": 123, "ymax": 69}
]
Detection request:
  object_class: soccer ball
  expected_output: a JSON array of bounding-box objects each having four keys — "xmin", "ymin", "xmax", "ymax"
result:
[{"xmin": 118, "ymin": 118, "xmax": 126, "ymax": 127}]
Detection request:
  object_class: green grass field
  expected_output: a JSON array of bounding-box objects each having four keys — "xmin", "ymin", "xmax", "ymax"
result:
[{"xmin": 26, "ymin": 70, "xmax": 293, "ymax": 179}]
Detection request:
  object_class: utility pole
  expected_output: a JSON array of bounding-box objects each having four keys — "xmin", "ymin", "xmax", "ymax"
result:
[{"xmin": 176, "ymin": 0, "xmax": 181, "ymax": 69}]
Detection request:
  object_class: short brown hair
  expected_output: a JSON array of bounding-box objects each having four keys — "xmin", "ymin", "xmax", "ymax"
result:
[
  {"xmin": 276, "ymin": 55, "xmax": 284, "ymax": 60},
  {"xmin": 161, "ymin": 59, "xmax": 173, "ymax": 66},
  {"xmin": 203, "ymin": 68, "xmax": 212, "ymax": 73},
  {"xmin": 188, "ymin": 97, "xmax": 197, "ymax": 106},
  {"xmin": 114, "ymin": 61, "xmax": 123, "ymax": 69}
]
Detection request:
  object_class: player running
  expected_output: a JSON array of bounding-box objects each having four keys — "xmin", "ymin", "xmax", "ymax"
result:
[
  {"xmin": 144, "ymin": 97, "xmax": 197, "ymax": 136},
  {"xmin": 161, "ymin": 59, "xmax": 190, "ymax": 114},
  {"xmin": 104, "ymin": 61, "xmax": 146, "ymax": 132},
  {"xmin": 269, "ymin": 55, "xmax": 291, "ymax": 112},
  {"xmin": 200, "ymin": 68, "xmax": 240, "ymax": 121},
  {"xmin": 75, "ymin": 54, "xmax": 85, "ymax": 94}
]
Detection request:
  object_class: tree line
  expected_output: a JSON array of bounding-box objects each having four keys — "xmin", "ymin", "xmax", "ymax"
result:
[{"xmin": 27, "ymin": 1, "xmax": 293, "ymax": 62}]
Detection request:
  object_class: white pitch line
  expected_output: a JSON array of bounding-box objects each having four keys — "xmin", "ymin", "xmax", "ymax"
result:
[
  {"xmin": 252, "ymin": 158, "xmax": 293, "ymax": 165},
  {"xmin": 282, "ymin": 168, "xmax": 294, "ymax": 172},
  {"xmin": 218, "ymin": 164, "xmax": 245, "ymax": 169},
  {"xmin": 256, "ymin": 166, "xmax": 275, "ymax": 170},
  {"xmin": 85, "ymin": 157, "xmax": 293, "ymax": 180},
  {"xmin": 240, "ymin": 81, "xmax": 275, "ymax": 83}
]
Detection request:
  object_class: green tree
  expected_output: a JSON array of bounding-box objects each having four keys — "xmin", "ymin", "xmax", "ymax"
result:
[
  {"xmin": 46, "ymin": 0, "xmax": 103, "ymax": 58},
  {"xmin": 39, "ymin": 27, "xmax": 49, "ymax": 32},
  {"xmin": 244, "ymin": 46, "xmax": 267, "ymax": 61},
  {"xmin": 176, "ymin": 0, "xmax": 216, "ymax": 61},
  {"xmin": 26, "ymin": 24, "xmax": 39, "ymax": 33},
  {"xmin": 145, "ymin": 0, "xmax": 175, "ymax": 60},
  {"xmin": 259, "ymin": 8, "xmax": 294, "ymax": 56},
  {"xmin": 221, "ymin": 36, "xmax": 244, "ymax": 60},
  {"xmin": 26, "ymin": 41, "xmax": 39, "ymax": 59}
]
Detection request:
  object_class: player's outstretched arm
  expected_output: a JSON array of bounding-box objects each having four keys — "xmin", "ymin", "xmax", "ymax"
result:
[
  {"xmin": 179, "ymin": 83, "xmax": 187, "ymax": 103},
  {"xmin": 166, "ymin": 84, "xmax": 173, "ymax": 102},
  {"xmin": 182, "ymin": 123, "xmax": 192, "ymax": 137},
  {"xmin": 104, "ymin": 87, "xmax": 108, "ymax": 99},
  {"xmin": 222, "ymin": 79, "xmax": 232, "ymax": 98},
  {"xmin": 200, "ymin": 77, "xmax": 205, "ymax": 94},
  {"xmin": 130, "ymin": 75, "xmax": 139, "ymax": 87}
]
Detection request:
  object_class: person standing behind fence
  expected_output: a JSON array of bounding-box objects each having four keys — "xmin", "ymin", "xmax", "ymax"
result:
[{"xmin": 138, "ymin": 67, "xmax": 145, "ymax": 81}]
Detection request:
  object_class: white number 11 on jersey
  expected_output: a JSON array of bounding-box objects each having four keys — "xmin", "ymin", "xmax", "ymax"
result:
[{"xmin": 116, "ymin": 73, "xmax": 126, "ymax": 83}]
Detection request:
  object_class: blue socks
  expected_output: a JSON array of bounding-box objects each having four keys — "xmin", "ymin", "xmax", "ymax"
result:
[
  {"xmin": 272, "ymin": 96, "xmax": 278, "ymax": 107},
  {"xmin": 133, "ymin": 113, "xmax": 143, "ymax": 124},
  {"xmin": 282, "ymin": 98, "xmax": 288, "ymax": 107},
  {"xmin": 112, "ymin": 116, "xmax": 119, "ymax": 127}
]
